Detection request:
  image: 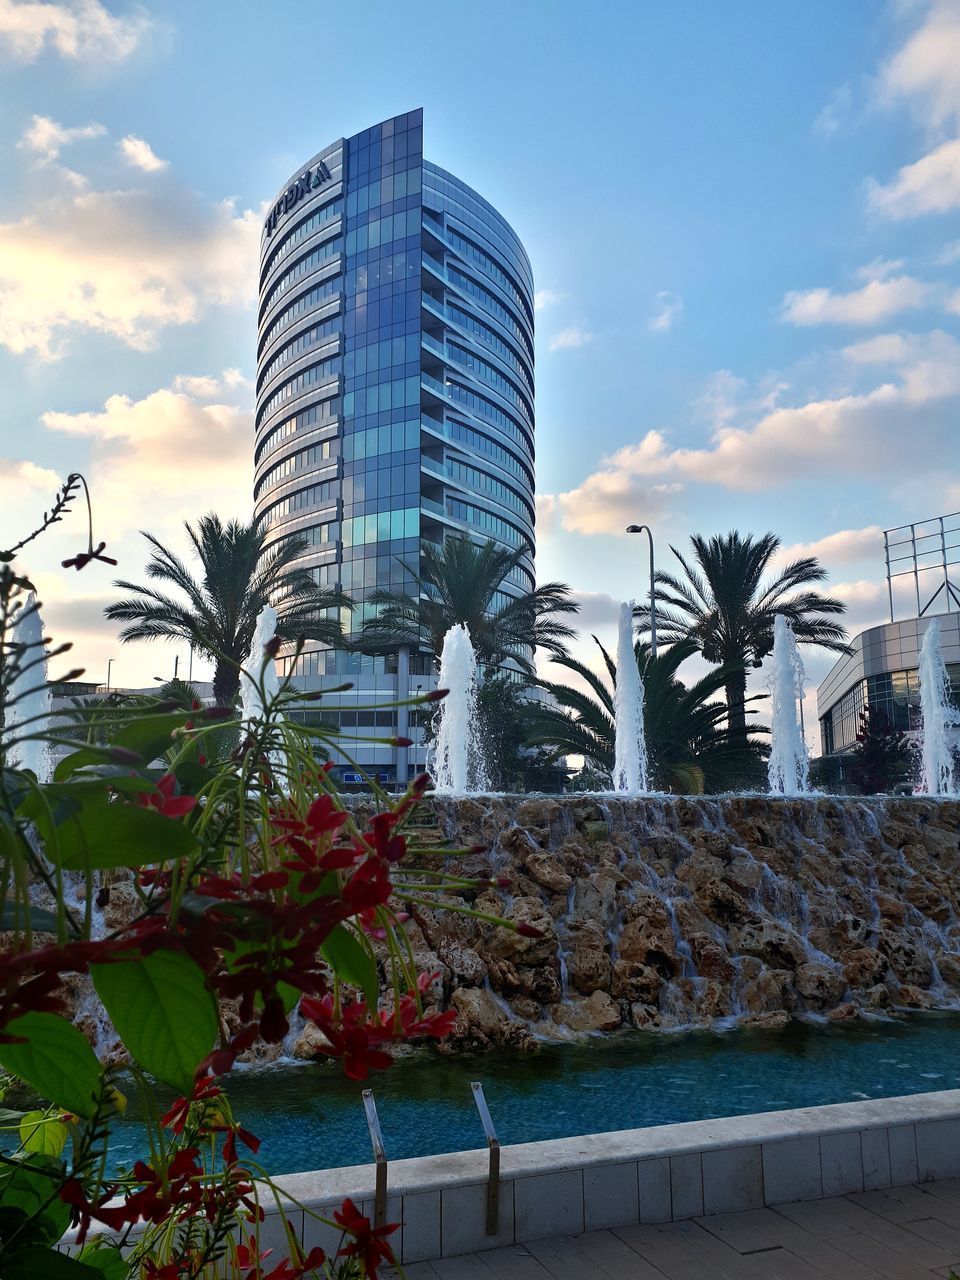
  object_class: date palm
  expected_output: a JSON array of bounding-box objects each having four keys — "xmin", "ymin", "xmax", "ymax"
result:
[
  {"xmin": 527, "ymin": 637, "xmax": 766, "ymax": 793},
  {"xmin": 635, "ymin": 531, "xmax": 847, "ymax": 744},
  {"xmin": 357, "ymin": 536, "xmax": 578, "ymax": 674},
  {"xmin": 105, "ymin": 515, "xmax": 352, "ymax": 705}
]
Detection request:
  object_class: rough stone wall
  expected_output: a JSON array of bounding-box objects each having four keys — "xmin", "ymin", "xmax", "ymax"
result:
[{"xmin": 391, "ymin": 796, "xmax": 960, "ymax": 1050}]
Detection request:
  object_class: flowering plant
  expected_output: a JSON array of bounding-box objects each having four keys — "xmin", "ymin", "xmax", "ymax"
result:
[{"xmin": 0, "ymin": 484, "xmax": 528, "ymax": 1279}]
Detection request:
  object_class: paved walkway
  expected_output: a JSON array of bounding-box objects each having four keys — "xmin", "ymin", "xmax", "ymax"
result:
[{"xmin": 395, "ymin": 1181, "xmax": 960, "ymax": 1278}]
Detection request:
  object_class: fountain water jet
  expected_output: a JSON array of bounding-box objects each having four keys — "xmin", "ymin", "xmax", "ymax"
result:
[
  {"xmin": 431, "ymin": 624, "xmax": 489, "ymax": 795},
  {"xmin": 612, "ymin": 601, "xmax": 649, "ymax": 793},
  {"xmin": 767, "ymin": 613, "xmax": 810, "ymax": 796},
  {"xmin": 8, "ymin": 592, "xmax": 54, "ymax": 782},
  {"xmin": 242, "ymin": 606, "xmax": 280, "ymax": 724},
  {"xmin": 918, "ymin": 618, "xmax": 960, "ymax": 796}
]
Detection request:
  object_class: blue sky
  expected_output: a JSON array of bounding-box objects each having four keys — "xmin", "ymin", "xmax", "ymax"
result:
[{"xmin": 1, "ymin": 0, "xmax": 959, "ymax": 739}]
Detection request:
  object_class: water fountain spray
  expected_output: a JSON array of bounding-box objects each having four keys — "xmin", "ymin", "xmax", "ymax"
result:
[
  {"xmin": 431, "ymin": 623, "xmax": 489, "ymax": 795},
  {"xmin": 242, "ymin": 605, "xmax": 281, "ymax": 724},
  {"xmin": 612, "ymin": 600, "xmax": 649, "ymax": 793},
  {"xmin": 918, "ymin": 618, "xmax": 960, "ymax": 796},
  {"xmin": 767, "ymin": 613, "xmax": 810, "ymax": 795},
  {"xmin": 8, "ymin": 592, "xmax": 54, "ymax": 782}
]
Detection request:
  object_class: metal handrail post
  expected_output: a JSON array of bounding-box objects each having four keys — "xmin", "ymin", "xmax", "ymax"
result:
[
  {"xmin": 362, "ymin": 1089, "xmax": 388, "ymax": 1228},
  {"xmin": 471, "ymin": 1082, "xmax": 500, "ymax": 1235}
]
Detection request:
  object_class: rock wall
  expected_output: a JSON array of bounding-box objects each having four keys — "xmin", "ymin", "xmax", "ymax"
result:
[{"xmin": 396, "ymin": 795, "xmax": 960, "ymax": 1050}]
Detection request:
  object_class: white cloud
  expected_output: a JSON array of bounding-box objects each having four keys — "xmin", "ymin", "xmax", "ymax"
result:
[
  {"xmin": 534, "ymin": 288, "xmax": 565, "ymax": 311},
  {"xmin": 118, "ymin": 134, "xmax": 167, "ymax": 172},
  {"xmin": 0, "ymin": 0, "xmax": 149, "ymax": 62},
  {"xmin": 773, "ymin": 526, "xmax": 886, "ymax": 570},
  {"xmin": 538, "ymin": 331, "xmax": 960, "ymax": 532},
  {"xmin": 878, "ymin": 0, "xmax": 960, "ymax": 130},
  {"xmin": 18, "ymin": 114, "xmax": 105, "ymax": 163},
  {"xmin": 171, "ymin": 369, "xmax": 252, "ymax": 399},
  {"xmin": 648, "ymin": 290, "xmax": 683, "ymax": 334},
  {"xmin": 814, "ymin": 83, "xmax": 853, "ymax": 137},
  {"xmin": 1, "ymin": 374, "xmax": 254, "ymax": 686},
  {"xmin": 0, "ymin": 181, "xmax": 260, "ymax": 359},
  {"xmin": 780, "ymin": 273, "xmax": 937, "ymax": 325},
  {"xmin": 868, "ymin": 135, "xmax": 960, "ymax": 218},
  {"xmin": 548, "ymin": 325, "xmax": 595, "ymax": 352}
]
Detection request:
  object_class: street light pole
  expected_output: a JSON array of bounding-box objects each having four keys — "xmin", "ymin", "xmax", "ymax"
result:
[
  {"xmin": 106, "ymin": 658, "xmax": 113, "ymax": 692},
  {"xmin": 625, "ymin": 524, "xmax": 657, "ymax": 657}
]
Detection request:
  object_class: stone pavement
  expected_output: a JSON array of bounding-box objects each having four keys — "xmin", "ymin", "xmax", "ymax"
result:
[{"xmin": 393, "ymin": 1180, "xmax": 960, "ymax": 1278}]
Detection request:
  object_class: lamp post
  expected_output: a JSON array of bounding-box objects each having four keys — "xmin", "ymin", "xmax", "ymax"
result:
[
  {"xmin": 106, "ymin": 658, "xmax": 114, "ymax": 692},
  {"xmin": 625, "ymin": 524, "xmax": 657, "ymax": 657}
]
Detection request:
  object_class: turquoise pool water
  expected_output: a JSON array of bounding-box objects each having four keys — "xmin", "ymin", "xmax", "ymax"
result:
[{"xmin": 98, "ymin": 1013, "xmax": 960, "ymax": 1175}]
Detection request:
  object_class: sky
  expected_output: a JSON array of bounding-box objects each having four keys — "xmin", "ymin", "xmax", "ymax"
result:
[{"xmin": 1, "ymin": 0, "xmax": 959, "ymax": 747}]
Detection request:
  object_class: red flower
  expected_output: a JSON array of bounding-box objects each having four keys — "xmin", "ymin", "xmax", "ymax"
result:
[
  {"xmin": 235, "ymin": 1233, "xmax": 326, "ymax": 1280},
  {"xmin": 137, "ymin": 773, "xmax": 196, "ymax": 819},
  {"xmin": 334, "ymin": 1198, "xmax": 398, "ymax": 1278}
]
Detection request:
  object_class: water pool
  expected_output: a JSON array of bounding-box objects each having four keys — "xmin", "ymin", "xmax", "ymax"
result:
[{"xmin": 94, "ymin": 1013, "xmax": 960, "ymax": 1176}]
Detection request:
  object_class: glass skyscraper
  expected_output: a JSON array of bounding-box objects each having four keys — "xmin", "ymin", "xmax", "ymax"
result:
[{"xmin": 254, "ymin": 110, "xmax": 536, "ymax": 783}]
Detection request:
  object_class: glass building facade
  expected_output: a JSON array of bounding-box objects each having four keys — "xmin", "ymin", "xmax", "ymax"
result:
[{"xmin": 254, "ymin": 111, "xmax": 535, "ymax": 782}]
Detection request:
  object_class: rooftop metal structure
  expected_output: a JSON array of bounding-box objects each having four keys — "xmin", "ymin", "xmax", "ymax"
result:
[{"xmin": 883, "ymin": 511, "xmax": 960, "ymax": 623}]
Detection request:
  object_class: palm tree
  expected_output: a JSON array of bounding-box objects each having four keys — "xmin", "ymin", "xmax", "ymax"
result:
[
  {"xmin": 357, "ymin": 536, "xmax": 578, "ymax": 675},
  {"xmin": 635, "ymin": 531, "xmax": 847, "ymax": 744},
  {"xmin": 526, "ymin": 637, "xmax": 767, "ymax": 794},
  {"xmin": 105, "ymin": 515, "xmax": 352, "ymax": 705}
]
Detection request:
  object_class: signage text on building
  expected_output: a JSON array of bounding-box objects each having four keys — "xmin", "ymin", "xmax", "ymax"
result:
[{"xmin": 264, "ymin": 160, "xmax": 332, "ymax": 237}]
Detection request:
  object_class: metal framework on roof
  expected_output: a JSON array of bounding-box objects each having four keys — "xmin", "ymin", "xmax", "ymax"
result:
[{"xmin": 884, "ymin": 511, "xmax": 960, "ymax": 622}]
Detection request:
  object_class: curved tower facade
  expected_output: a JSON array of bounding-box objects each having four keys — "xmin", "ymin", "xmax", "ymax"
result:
[{"xmin": 254, "ymin": 110, "xmax": 535, "ymax": 784}]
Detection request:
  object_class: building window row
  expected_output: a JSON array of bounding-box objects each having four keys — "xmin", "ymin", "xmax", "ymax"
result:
[
  {"xmin": 343, "ymin": 461, "xmax": 420, "ymax": 510},
  {"xmin": 260, "ymin": 237, "xmax": 342, "ymax": 319},
  {"xmin": 445, "ymin": 226, "xmax": 533, "ymax": 325},
  {"xmin": 345, "ymin": 249, "xmax": 420, "ymax": 298},
  {"xmin": 261, "ymin": 195, "xmax": 343, "ymax": 285},
  {"xmin": 345, "ymin": 331, "xmax": 420, "ymax": 379},
  {"xmin": 255, "ymin": 398, "xmax": 340, "ymax": 465},
  {"xmin": 445, "ymin": 302, "xmax": 533, "ymax": 394},
  {"xmin": 344, "ymin": 166, "xmax": 422, "ymax": 220},
  {"xmin": 444, "ymin": 418, "xmax": 532, "ymax": 487},
  {"xmin": 445, "ymin": 266, "xmax": 533, "ymax": 360},
  {"xmin": 445, "ymin": 339, "xmax": 533, "ymax": 426},
  {"xmin": 254, "ymin": 438, "xmax": 340, "ymax": 499},
  {"xmin": 445, "ymin": 498, "xmax": 524, "ymax": 548},
  {"xmin": 445, "ymin": 458, "xmax": 533, "ymax": 522},
  {"xmin": 258, "ymin": 356, "xmax": 340, "ymax": 429},
  {"xmin": 337, "ymin": 556, "xmax": 416, "ymax": 593},
  {"xmin": 342, "ymin": 375, "xmax": 421, "ymax": 418},
  {"xmin": 344, "ymin": 208, "xmax": 421, "ymax": 258},
  {"xmin": 259, "ymin": 315, "xmax": 342, "ymax": 391},
  {"xmin": 444, "ymin": 379, "xmax": 533, "ymax": 459},
  {"xmin": 343, "ymin": 418, "xmax": 420, "ymax": 463},
  {"xmin": 282, "ymin": 648, "xmax": 433, "ymax": 679},
  {"xmin": 260, "ymin": 478, "xmax": 339, "ymax": 528},
  {"xmin": 259, "ymin": 277, "xmax": 342, "ymax": 357},
  {"xmin": 342, "ymin": 507, "xmax": 420, "ymax": 547}
]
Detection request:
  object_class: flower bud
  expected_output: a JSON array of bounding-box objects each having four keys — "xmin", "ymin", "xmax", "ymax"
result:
[
  {"xmin": 425, "ymin": 688, "xmax": 449, "ymax": 702},
  {"xmin": 108, "ymin": 746, "xmax": 143, "ymax": 765},
  {"xmin": 515, "ymin": 921, "xmax": 544, "ymax": 938},
  {"xmin": 391, "ymin": 736, "xmax": 413, "ymax": 748},
  {"xmin": 203, "ymin": 706, "xmax": 235, "ymax": 721}
]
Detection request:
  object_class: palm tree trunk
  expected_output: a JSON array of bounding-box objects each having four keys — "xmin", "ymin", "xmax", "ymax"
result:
[
  {"xmin": 725, "ymin": 665, "xmax": 748, "ymax": 745},
  {"xmin": 213, "ymin": 660, "xmax": 241, "ymax": 709}
]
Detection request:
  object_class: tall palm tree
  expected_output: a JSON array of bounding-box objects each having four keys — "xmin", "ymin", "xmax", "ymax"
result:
[
  {"xmin": 526, "ymin": 637, "xmax": 767, "ymax": 793},
  {"xmin": 105, "ymin": 515, "xmax": 352, "ymax": 705},
  {"xmin": 357, "ymin": 536, "xmax": 578, "ymax": 675},
  {"xmin": 635, "ymin": 531, "xmax": 847, "ymax": 744}
]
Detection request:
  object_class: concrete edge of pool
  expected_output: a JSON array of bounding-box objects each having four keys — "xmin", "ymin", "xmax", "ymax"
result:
[{"xmin": 261, "ymin": 1088, "xmax": 960, "ymax": 1264}]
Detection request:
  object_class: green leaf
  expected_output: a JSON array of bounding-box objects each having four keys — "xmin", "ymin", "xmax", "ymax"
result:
[
  {"xmin": 77, "ymin": 1241, "xmax": 127, "ymax": 1280},
  {"xmin": 19, "ymin": 1109, "xmax": 68, "ymax": 1157},
  {"xmin": 1, "ymin": 1248, "xmax": 102, "ymax": 1279},
  {"xmin": 0, "ymin": 1154, "xmax": 69, "ymax": 1246},
  {"xmin": 0, "ymin": 1014, "xmax": 101, "ymax": 1119},
  {"xmin": 321, "ymin": 923, "xmax": 379, "ymax": 1005},
  {"xmin": 0, "ymin": 899, "xmax": 61, "ymax": 934},
  {"xmin": 55, "ymin": 711, "xmax": 199, "ymax": 781},
  {"xmin": 23, "ymin": 790, "xmax": 199, "ymax": 871},
  {"xmin": 91, "ymin": 952, "xmax": 217, "ymax": 1094}
]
